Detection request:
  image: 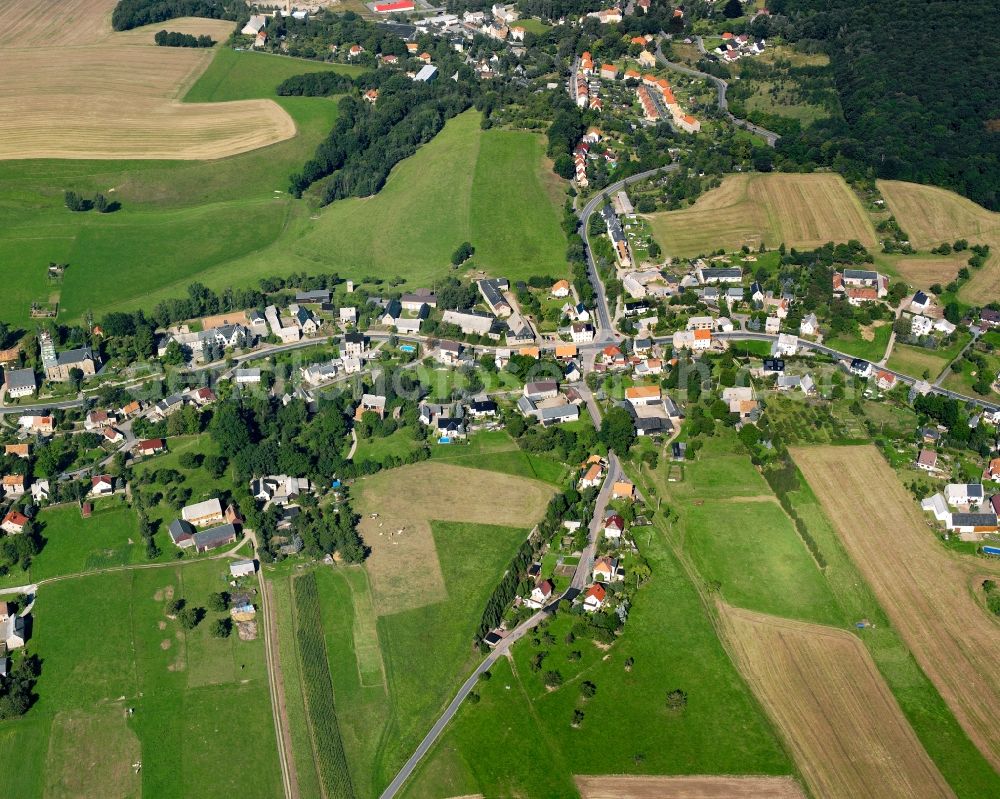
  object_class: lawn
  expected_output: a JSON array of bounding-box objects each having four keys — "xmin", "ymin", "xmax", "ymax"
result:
[
  {"xmin": 403, "ymin": 496, "xmax": 793, "ymax": 797},
  {"xmin": 887, "ymin": 331, "xmax": 970, "ymax": 380},
  {"xmin": 430, "ymin": 430, "xmax": 569, "ymax": 486},
  {"xmin": 353, "ymin": 427, "xmax": 426, "ymax": 467},
  {"xmin": 0, "ymin": 560, "xmax": 282, "ymax": 799},
  {"xmin": 826, "ymin": 323, "xmax": 892, "ymax": 362},
  {"xmin": 941, "ymin": 351, "xmax": 1000, "ymax": 399},
  {"xmin": 668, "ymin": 431, "xmax": 771, "ymax": 500}
]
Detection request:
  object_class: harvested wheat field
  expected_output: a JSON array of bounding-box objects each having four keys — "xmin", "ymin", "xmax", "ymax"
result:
[
  {"xmin": 575, "ymin": 775, "xmax": 806, "ymax": 799},
  {"xmin": 0, "ymin": 0, "xmax": 295, "ymax": 159},
  {"xmin": 793, "ymin": 445, "xmax": 1000, "ymax": 772},
  {"xmin": 890, "ymin": 255, "xmax": 968, "ymax": 291},
  {"xmin": 719, "ymin": 604, "xmax": 953, "ymax": 799},
  {"xmin": 646, "ymin": 173, "xmax": 876, "ymax": 257},
  {"xmin": 353, "ymin": 461, "xmax": 554, "ymax": 614},
  {"xmin": 879, "ymin": 180, "xmax": 1000, "ymax": 304}
]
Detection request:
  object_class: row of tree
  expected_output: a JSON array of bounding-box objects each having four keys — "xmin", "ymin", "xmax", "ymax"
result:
[{"xmin": 153, "ymin": 30, "xmax": 215, "ymax": 47}]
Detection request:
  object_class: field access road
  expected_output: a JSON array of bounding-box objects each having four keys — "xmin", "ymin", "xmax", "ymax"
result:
[
  {"xmin": 700, "ymin": 331, "xmax": 1000, "ymax": 413},
  {"xmin": 378, "ymin": 458, "xmax": 619, "ymax": 799},
  {"xmin": 653, "ymin": 36, "xmax": 780, "ymax": 147},
  {"xmin": 577, "ymin": 165, "xmax": 677, "ymax": 338}
]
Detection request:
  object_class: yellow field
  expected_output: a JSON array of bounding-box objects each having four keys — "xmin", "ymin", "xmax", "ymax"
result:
[
  {"xmin": 353, "ymin": 461, "xmax": 554, "ymax": 615},
  {"xmin": 719, "ymin": 605, "xmax": 953, "ymax": 799},
  {"xmin": 879, "ymin": 180, "xmax": 1000, "ymax": 304},
  {"xmin": 793, "ymin": 445, "xmax": 1000, "ymax": 772},
  {"xmin": 646, "ymin": 173, "xmax": 877, "ymax": 257},
  {"xmin": 888, "ymin": 254, "xmax": 967, "ymax": 290},
  {"xmin": 575, "ymin": 775, "xmax": 806, "ymax": 799},
  {"xmin": 0, "ymin": 1, "xmax": 295, "ymax": 159}
]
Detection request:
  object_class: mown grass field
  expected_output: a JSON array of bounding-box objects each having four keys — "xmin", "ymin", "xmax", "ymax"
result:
[
  {"xmin": 879, "ymin": 179, "xmax": 1000, "ymax": 305},
  {"xmin": 0, "ymin": 561, "xmax": 281, "ymax": 799},
  {"xmin": 430, "ymin": 430, "xmax": 570, "ymax": 485},
  {"xmin": 646, "ymin": 173, "xmax": 877, "ymax": 257},
  {"xmin": 825, "ymin": 322, "xmax": 892, "ymax": 362}
]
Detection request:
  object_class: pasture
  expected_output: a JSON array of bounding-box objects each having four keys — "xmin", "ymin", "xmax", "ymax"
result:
[
  {"xmin": 575, "ymin": 775, "xmax": 806, "ymax": 799},
  {"xmin": 719, "ymin": 605, "xmax": 954, "ymax": 799},
  {"xmin": 0, "ymin": 2, "xmax": 293, "ymax": 160},
  {"xmin": 879, "ymin": 180, "xmax": 1000, "ymax": 304},
  {"xmin": 793, "ymin": 445, "xmax": 1000, "ymax": 773},
  {"xmin": 646, "ymin": 173, "xmax": 877, "ymax": 257},
  {"xmin": 0, "ymin": 560, "xmax": 281, "ymax": 799}
]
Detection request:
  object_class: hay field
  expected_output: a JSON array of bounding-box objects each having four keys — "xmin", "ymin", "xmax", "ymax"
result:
[
  {"xmin": 719, "ymin": 605, "xmax": 953, "ymax": 799},
  {"xmin": 879, "ymin": 180, "xmax": 1000, "ymax": 304},
  {"xmin": 353, "ymin": 461, "xmax": 554, "ymax": 614},
  {"xmin": 575, "ymin": 775, "xmax": 806, "ymax": 799},
  {"xmin": 889, "ymin": 254, "xmax": 967, "ymax": 290},
  {"xmin": 0, "ymin": 1, "xmax": 294, "ymax": 159},
  {"xmin": 647, "ymin": 173, "xmax": 877, "ymax": 258},
  {"xmin": 793, "ymin": 445, "xmax": 1000, "ymax": 772}
]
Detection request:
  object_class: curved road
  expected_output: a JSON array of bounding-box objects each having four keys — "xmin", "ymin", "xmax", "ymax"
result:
[{"xmin": 654, "ymin": 36, "xmax": 780, "ymax": 146}]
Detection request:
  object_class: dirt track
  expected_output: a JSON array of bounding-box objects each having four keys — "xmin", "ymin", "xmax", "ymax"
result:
[
  {"xmin": 718, "ymin": 604, "xmax": 953, "ymax": 799},
  {"xmin": 793, "ymin": 444, "xmax": 1000, "ymax": 772}
]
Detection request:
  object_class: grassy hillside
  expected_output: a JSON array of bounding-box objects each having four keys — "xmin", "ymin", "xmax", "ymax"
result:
[{"xmin": 0, "ymin": 50, "xmax": 568, "ymax": 324}]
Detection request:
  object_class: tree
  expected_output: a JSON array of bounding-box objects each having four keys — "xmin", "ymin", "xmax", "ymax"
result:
[
  {"xmin": 211, "ymin": 618, "xmax": 232, "ymax": 638},
  {"xmin": 178, "ymin": 606, "xmax": 203, "ymax": 629},
  {"xmin": 598, "ymin": 406, "xmax": 636, "ymax": 454},
  {"xmin": 572, "ymin": 709, "xmax": 585, "ymax": 727},
  {"xmin": 166, "ymin": 598, "xmax": 185, "ymax": 616},
  {"xmin": 554, "ymin": 154, "xmax": 575, "ymax": 179},
  {"xmin": 543, "ymin": 670, "xmax": 564, "ymax": 688},
  {"xmin": 666, "ymin": 688, "xmax": 687, "ymax": 711},
  {"xmin": 208, "ymin": 591, "xmax": 229, "ymax": 613},
  {"xmin": 580, "ymin": 680, "xmax": 597, "ymax": 698},
  {"xmin": 723, "ymin": 0, "xmax": 743, "ymax": 18},
  {"xmin": 451, "ymin": 242, "xmax": 475, "ymax": 265}
]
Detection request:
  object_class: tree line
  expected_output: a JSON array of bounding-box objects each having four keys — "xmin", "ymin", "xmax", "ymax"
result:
[
  {"xmin": 111, "ymin": 0, "xmax": 238, "ymax": 31},
  {"xmin": 276, "ymin": 72, "xmax": 355, "ymax": 97},
  {"xmin": 154, "ymin": 30, "xmax": 215, "ymax": 47}
]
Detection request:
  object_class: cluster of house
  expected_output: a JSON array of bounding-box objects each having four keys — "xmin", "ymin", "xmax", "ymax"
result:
[
  {"xmin": 832, "ymin": 269, "xmax": 890, "ymax": 307},
  {"xmin": 713, "ymin": 31, "xmax": 766, "ymax": 63},
  {"xmin": 572, "ymin": 127, "xmax": 618, "ymax": 188},
  {"xmin": 903, "ymin": 290, "xmax": 956, "ymax": 337},
  {"xmin": 438, "ymin": 278, "xmax": 536, "ymax": 346},
  {"xmin": 419, "ymin": 396, "xmax": 498, "ymax": 441},
  {"xmin": 921, "ymin": 479, "xmax": 1000, "ymax": 540},
  {"xmin": 600, "ymin": 203, "xmax": 634, "ymax": 270},
  {"xmin": 168, "ymin": 497, "xmax": 243, "ymax": 553},
  {"xmin": 299, "ymin": 332, "xmax": 370, "ymax": 388},
  {"xmin": 618, "ymin": 383, "xmax": 681, "ymax": 437},
  {"xmin": 517, "ymin": 379, "xmax": 581, "ymax": 426},
  {"xmin": 634, "ymin": 72, "xmax": 700, "ymax": 133},
  {"xmin": 574, "ymin": 51, "xmax": 599, "ymax": 110},
  {"xmin": 370, "ymin": 289, "xmax": 436, "ymax": 335}
]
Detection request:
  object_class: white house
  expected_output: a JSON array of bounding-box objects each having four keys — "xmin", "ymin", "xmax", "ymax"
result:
[
  {"xmin": 945, "ymin": 483, "xmax": 984, "ymax": 507},
  {"xmin": 773, "ymin": 333, "xmax": 798, "ymax": 356},
  {"xmin": 524, "ymin": 579, "xmax": 553, "ymax": 609},
  {"xmin": 800, "ymin": 313, "xmax": 818, "ymax": 337},
  {"xmin": 339, "ymin": 306, "xmax": 357, "ymax": 325}
]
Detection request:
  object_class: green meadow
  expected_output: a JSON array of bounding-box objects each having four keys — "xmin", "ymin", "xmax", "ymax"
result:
[
  {"xmin": 0, "ymin": 562, "xmax": 281, "ymax": 799},
  {"xmin": 0, "ymin": 49, "xmax": 568, "ymax": 324}
]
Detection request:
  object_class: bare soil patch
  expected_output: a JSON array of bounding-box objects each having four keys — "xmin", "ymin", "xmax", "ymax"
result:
[
  {"xmin": 793, "ymin": 444, "xmax": 1000, "ymax": 771},
  {"xmin": 575, "ymin": 775, "xmax": 806, "ymax": 799}
]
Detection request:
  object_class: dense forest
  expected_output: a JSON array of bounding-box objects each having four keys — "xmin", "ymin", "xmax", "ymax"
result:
[
  {"xmin": 276, "ymin": 72, "xmax": 355, "ymax": 97},
  {"xmin": 111, "ymin": 0, "xmax": 239, "ymax": 31},
  {"xmin": 772, "ymin": 0, "xmax": 1000, "ymax": 210}
]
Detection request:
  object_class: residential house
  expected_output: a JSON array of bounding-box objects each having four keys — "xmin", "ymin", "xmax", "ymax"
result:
[
  {"xmin": 1, "ymin": 612, "xmax": 27, "ymax": 650},
  {"xmin": 252, "ymin": 475, "xmax": 312, "ymax": 506},
  {"xmin": 19, "ymin": 415, "xmax": 53, "ymax": 434},
  {"xmin": 355, "ymin": 394, "xmax": 387, "ymax": 420},
  {"xmin": 945, "ymin": 483, "xmax": 984, "ymax": 507},
  {"xmin": 31, "ymin": 479, "xmax": 49, "ymax": 503},
  {"xmin": 340, "ymin": 306, "xmax": 358, "ymax": 325},
  {"xmin": 247, "ymin": 310, "xmax": 269, "ymax": 337},
  {"xmin": 168, "ymin": 519, "xmax": 196, "ymax": 548},
  {"xmin": 916, "ymin": 449, "xmax": 938, "ymax": 472},
  {"xmin": 524, "ymin": 381, "xmax": 559, "ymax": 401},
  {"xmin": 4, "ymin": 368, "xmax": 35, "ymax": 398},
  {"xmin": 773, "ymin": 333, "xmax": 798, "ymax": 356},
  {"xmin": 103, "ymin": 426, "xmax": 125, "ymax": 445},
  {"xmin": 593, "ymin": 556, "xmax": 623, "ymax": 583},
  {"xmin": 762, "ymin": 358, "xmax": 785, "ymax": 376},
  {"xmin": 181, "ymin": 497, "xmax": 225, "ymax": 527},
  {"xmin": 2, "ymin": 474, "xmax": 25, "ymax": 497},
  {"xmin": 947, "ymin": 512, "xmax": 999, "ymax": 539},
  {"xmin": 1, "ymin": 510, "xmax": 28, "ymax": 534},
  {"xmin": 570, "ymin": 322, "xmax": 595, "ymax": 343},
  {"xmin": 910, "ymin": 290, "xmax": 932, "ymax": 314},
  {"xmin": 579, "ymin": 464, "xmax": 604, "ymax": 490},
  {"xmin": 979, "ymin": 309, "xmax": 1000, "ymax": 328},
  {"xmin": 686, "ymin": 316, "xmax": 715, "ymax": 331},
  {"xmin": 188, "ymin": 387, "xmax": 217, "ymax": 406},
  {"xmin": 612, "ymin": 481, "xmax": 635, "ymax": 500},
  {"xmin": 137, "ymin": 438, "xmax": 165, "ymax": 457},
  {"xmin": 90, "ymin": 475, "xmax": 114, "ymax": 496},
  {"xmin": 343, "ymin": 332, "xmax": 369, "ymax": 358},
  {"xmin": 604, "ymin": 514, "xmax": 625, "ymax": 539},
  {"xmin": 525, "ymin": 579, "xmax": 554, "ymax": 609},
  {"xmin": 876, "ymin": 370, "xmax": 897, "ymax": 391},
  {"xmin": 775, "ymin": 375, "xmax": 802, "ymax": 392},
  {"xmin": 800, "ymin": 313, "xmax": 819, "ymax": 337},
  {"xmin": 921, "ymin": 493, "xmax": 949, "ymax": 522},
  {"xmin": 4, "ymin": 444, "xmax": 29, "ymax": 459},
  {"xmin": 697, "ymin": 266, "xmax": 742, "ymax": 284},
  {"xmin": 84, "ymin": 410, "xmax": 112, "ymax": 431},
  {"xmin": 436, "ymin": 340, "xmax": 463, "ymax": 366},
  {"xmin": 582, "ymin": 583, "xmax": 607, "ymax": 612},
  {"xmin": 467, "ymin": 399, "xmax": 498, "ymax": 419},
  {"xmin": 538, "ymin": 404, "xmax": 579, "ymax": 426},
  {"xmin": 235, "ymin": 368, "xmax": 261, "ymax": 385},
  {"xmin": 849, "ymin": 358, "xmax": 872, "ymax": 378},
  {"xmin": 673, "ymin": 329, "xmax": 712, "ymax": 351},
  {"xmin": 551, "ymin": 279, "xmax": 571, "ymax": 298},
  {"xmin": 765, "ymin": 316, "xmax": 780, "ymax": 335},
  {"xmin": 985, "ymin": 458, "xmax": 1000, "ymax": 481},
  {"xmin": 442, "ymin": 309, "xmax": 496, "ymax": 337}
]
